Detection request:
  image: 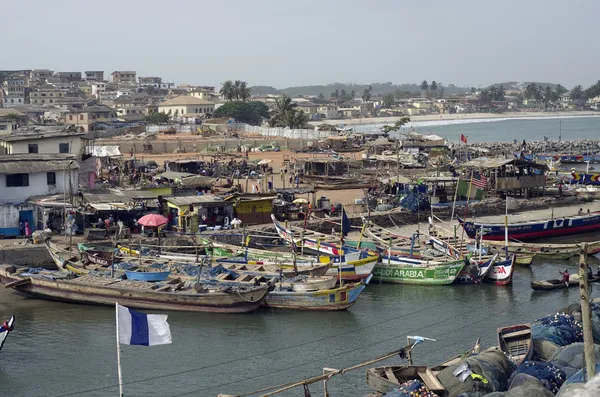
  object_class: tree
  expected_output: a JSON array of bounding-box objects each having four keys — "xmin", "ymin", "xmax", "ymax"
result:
[
  {"xmin": 382, "ymin": 93, "xmax": 395, "ymax": 108},
  {"xmin": 470, "ymin": 87, "xmax": 476, "ymax": 94},
  {"xmin": 318, "ymin": 93, "xmax": 325, "ymax": 100},
  {"xmin": 350, "ymin": 90, "xmax": 356, "ymax": 100},
  {"xmin": 361, "ymin": 85, "xmax": 372, "ymax": 102},
  {"xmin": 571, "ymin": 85, "xmax": 584, "ymax": 101},
  {"xmin": 213, "ymin": 101, "xmax": 267, "ymax": 125},
  {"xmin": 331, "ymin": 90, "xmax": 340, "ymax": 104},
  {"xmin": 146, "ymin": 112, "xmax": 170, "ymax": 124},
  {"xmin": 439, "ymin": 86, "xmax": 445, "ymax": 98},
  {"xmin": 220, "ymin": 80, "xmax": 235, "ymax": 101},
  {"xmin": 381, "ymin": 116, "xmax": 411, "ymax": 133},
  {"xmin": 420, "ymin": 80, "xmax": 428, "ymax": 92},
  {"xmin": 268, "ymin": 95, "xmax": 308, "ymax": 129},
  {"xmin": 430, "ymin": 81, "xmax": 438, "ymax": 97},
  {"xmin": 524, "ymin": 83, "xmax": 540, "ymax": 101},
  {"xmin": 236, "ymin": 80, "xmax": 251, "ymax": 101},
  {"xmin": 542, "ymin": 85, "xmax": 553, "ymax": 104}
]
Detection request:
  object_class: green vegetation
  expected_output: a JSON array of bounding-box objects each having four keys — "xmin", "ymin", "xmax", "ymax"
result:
[
  {"xmin": 220, "ymin": 80, "xmax": 251, "ymax": 101},
  {"xmin": 268, "ymin": 96, "xmax": 309, "ymax": 129},
  {"xmin": 146, "ymin": 112, "xmax": 170, "ymax": 124},
  {"xmin": 381, "ymin": 116, "xmax": 411, "ymax": 133},
  {"xmin": 213, "ymin": 101, "xmax": 269, "ymax": 125}
]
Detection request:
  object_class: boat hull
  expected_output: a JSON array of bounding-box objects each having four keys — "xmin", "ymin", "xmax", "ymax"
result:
[
  {"xmin": 0, "ymin": 268, "xmax": 270, "ymax": 313},
  {"xmin": 458, "ymin": 214, "xmax": 600, "ymax": 241},
  {"xmin": 484, "ymin": 256, "xmax": 514, "ymax": 285},
  {"xmin": 372, "ymin": 261, "xmax": 464, "ymax": 285},
  {"xmin": 264, "ymin": 282, "xmax": 366, "ymax": 311},
  {"xmin": 326, "ymin": 256, "xmax": 378, "ymax": 281}
]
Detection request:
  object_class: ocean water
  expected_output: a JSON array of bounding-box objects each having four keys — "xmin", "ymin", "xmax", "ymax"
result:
[{"xmin": 352, "ymin": 115, "xmax": 600, "ymax": 144}]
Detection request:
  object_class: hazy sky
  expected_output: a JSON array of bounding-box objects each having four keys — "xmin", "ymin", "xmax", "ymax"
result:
[{"xmin": 2, "ymin": 0, "xmax": 598, "ymax": 89}]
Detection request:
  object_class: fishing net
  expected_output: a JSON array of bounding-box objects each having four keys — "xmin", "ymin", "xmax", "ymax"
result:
[
  {"xmin": 437, "ymin": 349, "xmax": 515, "ymax": 397},
  {"xmin": 481, "ymin": 374, "xmax": 554, "ymax": 397},
  {"xmin": 557, "ymin": 369, "xmax": 600, "ymax": 397},
  {"xmin": 532, "ymin": 313, "xmax": 583, "ymax": 346},
  {"xmin": 532, "ymin": 339, "xmax": 560, "ymax": 361},
  {"xmin": 507, "ymin": 361, "xmax": 565, "ymax": 394},
  {"xmin": 382, "ymin": 380, "xmax": 438, "ymax": 397},
  {"xmin": 550, "ymin": 343, "xmax": 600, "ymax": 378}
]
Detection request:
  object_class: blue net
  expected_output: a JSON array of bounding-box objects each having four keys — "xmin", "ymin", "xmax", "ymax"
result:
[
  {"xmin": 383, "ymin": 380, "xmax": 437, "ymax": 397},
  {"xmin": 562, "ymin": 364, "xmax": 600, "ymax": 386},
  {"xmin": 532, "ymin": 313, "xmax": 583, "ymax": 346},
  {"xmin": 507, "ymin": 361, "xmax": 566, "ymax": 394}
]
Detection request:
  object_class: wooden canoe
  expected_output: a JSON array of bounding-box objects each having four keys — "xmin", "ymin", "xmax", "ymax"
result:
[
  {"xmin": 498, "ymin": 324, "xmax": 533, "ymax": 365},
  {"xmin": 0, "ymin": 315, "xmax": 15, "ymax": 352},
  {"xmin": 366, "ymin": 365, "xmax": 447, "ymax": 395},
  {"xmin": 530, "ymin": 275, "xmax": 600, "ymax": 290},
  {"xmin": 485, "ymin": 239, "xmax": 600, "ymax": 259},
  {"xmin": 0, "ymin": 265, "xmax": 271, "ymax": 313},
  {"xmin": 514, "ymin": 254, "xmax": 535, "ymax": 266},
  {"xmin": 265, "ymin": 280, "xmax": 367, "ymax": 311}
]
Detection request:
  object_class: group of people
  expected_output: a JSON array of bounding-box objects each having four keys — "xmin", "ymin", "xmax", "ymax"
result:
[
  {"xmin": 560, "ymin": 265, "xmax": 600, "ymax": 287},
  {"xmin": 279, "ymin": 166, "xmax": 301, "ymax": 188}
]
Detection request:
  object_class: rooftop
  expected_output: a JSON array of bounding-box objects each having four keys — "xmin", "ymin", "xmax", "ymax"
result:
[
  {"xmin": 0, "ymin": 154, "xmax": 79, "ymax": 174},
  {"xmin": 165, "ymin": 195, "xmax": 225, "ymax": 206},
  {"xmin": 0, "ymin": 126, "xmax": 86, "ymax": 142},
  {"xmin": 159, "ymin": 96, "xmax": 214, "ymax": 106},
  {"xmin": 0, "ymin": 109, "xmax": 25, "ymax": 117}
]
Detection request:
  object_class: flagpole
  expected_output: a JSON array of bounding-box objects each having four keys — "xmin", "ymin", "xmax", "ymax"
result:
[{"xmin": 115, "ymin": 302, "xmax": 124, "ymax": 397}]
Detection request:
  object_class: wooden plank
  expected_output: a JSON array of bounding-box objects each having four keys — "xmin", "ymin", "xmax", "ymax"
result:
[{"xmin": 384, "ymin": 367, "xmax": 400, "ymax": 384}]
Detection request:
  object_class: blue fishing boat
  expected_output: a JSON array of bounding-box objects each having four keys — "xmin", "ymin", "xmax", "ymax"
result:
[
  {"xmin": 0, "ymin": 315, "xmax": 15, "ymax": 352},
  {"xmin": 569, "ymin": 172, "xmax": 600, "ymax": 185},
  {"xmin": 458, "ymin": 212, "xmax": 600, "ymax": 241},
  {"xmin": 125, "ymin": 268, "xmax": 171, "ymax": 282}
]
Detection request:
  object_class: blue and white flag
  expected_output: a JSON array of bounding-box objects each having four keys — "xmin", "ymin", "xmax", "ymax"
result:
[{"xmin": 117, "ymin": 304, "xmax": 172, "ymax": 346}]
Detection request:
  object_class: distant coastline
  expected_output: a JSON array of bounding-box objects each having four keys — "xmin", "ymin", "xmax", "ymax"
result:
[{"xmin": 309, "ymin": 111, "xmax": 600, "ymax": 128}]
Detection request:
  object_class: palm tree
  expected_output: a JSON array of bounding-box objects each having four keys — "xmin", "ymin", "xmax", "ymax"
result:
[
  {"xmin": 420, "ymin": 80, "xmax": 428, "ymax": 97},
  {"xmin": 430, "ymin": 81, "xmax": 438, "ymax": 97},
  {"xmin": 233, "ymin": 80, "xmax": 243, "ymax": 100},
  {"xmin": 238, "ymin": 81, "xmax": 251, "ymax": 101},
  {"xmin": 268, "ymin": 96, "xmax": 308, "ymax": 129},
  {"xmin": 220, "ymin": 80, "xmax": 235, "ymax": 101},
  {"xmin": 571, "ymin": 85, "xmax": 584, "ymax": 102}
]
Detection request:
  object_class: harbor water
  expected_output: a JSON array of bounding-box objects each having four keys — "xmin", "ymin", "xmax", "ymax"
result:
[{"xmin": 1, "ymin": 254, "xmax": 599, "ymax": 397}]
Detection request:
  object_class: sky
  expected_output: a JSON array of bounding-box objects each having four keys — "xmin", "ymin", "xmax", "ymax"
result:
[{"xmin": 2, "ymin": 0, "xmax": 599, "ymax": 89}]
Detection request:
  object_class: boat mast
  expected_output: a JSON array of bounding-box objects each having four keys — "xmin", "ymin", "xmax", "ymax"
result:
[{"xmin": 504, "ymin": 194, "xmax": 509, "ymax": 260}]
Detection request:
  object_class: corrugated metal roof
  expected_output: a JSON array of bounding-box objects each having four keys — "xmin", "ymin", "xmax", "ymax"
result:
[
  {"xmin": 165, "ymin": 195, "xmax": 226, "ymax": 206},
  {"xmin": 0, "ymin": 155, "xmax": 79, "ymax": 174}
]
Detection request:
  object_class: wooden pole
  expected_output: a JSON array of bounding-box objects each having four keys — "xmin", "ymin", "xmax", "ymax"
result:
[
  {"xmin": 115, "ymin": 302, "xmax": 124, "ymax": 397},
  {"xmin": 579, "ymin": 242, "xmax": 596, "ymax": 381}
]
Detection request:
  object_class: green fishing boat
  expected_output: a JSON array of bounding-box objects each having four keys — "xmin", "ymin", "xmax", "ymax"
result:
[{"xmin": 372, "ymin": 260, "xmax": 465, "ymax": 285}]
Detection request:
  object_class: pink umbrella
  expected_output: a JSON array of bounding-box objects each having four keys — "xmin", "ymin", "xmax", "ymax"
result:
[{"xmin": 138, "ymin": 214, "xmax": 168, "ymax": 228}]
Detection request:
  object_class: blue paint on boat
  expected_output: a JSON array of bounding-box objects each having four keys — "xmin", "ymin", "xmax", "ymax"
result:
[{"xmin": 125, "ymin": 270, "xmax": 171, "ymax": 282}]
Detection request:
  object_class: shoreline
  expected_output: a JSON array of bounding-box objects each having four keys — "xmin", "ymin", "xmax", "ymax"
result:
[{"xmin": 309, "ymin": 111, "xmax": 600, "ymax": 127}]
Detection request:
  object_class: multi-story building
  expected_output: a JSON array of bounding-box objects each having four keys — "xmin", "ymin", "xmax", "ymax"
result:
[
  {"xmin": 111, "ymin": 71, "xmax": 137, "ymax": 83},
  {"xmin": 64, "ymin": 105, "xmax": 115, "ymax": 131},
  {"xmin": 29, "ymin": 69, "xmax": 53, "ymax": 82},
  {"xmin": 29, "ymin": 85, "xmax": 67, "ymax": 105},
  {"xmin": 317, "ymin": 104, "xmax": 339, "ymax": 119},
  {"xmin": 2, "ymin": 75, "xmax": 28, "ymax": 107},
  {"xmin": 85, "ymin": 71, "xmax": 104, "ymax": 81},
  {"xmin": 0, "ymin": 109, "xmax": 27, "ymax": 135},
  {"xmin": 0, "ymin": 125, "xmax": 85, "ymax": 156},
  {"xmin": 138, "ymin": 76, "xmax": 161, "ymax": 86},
  {"xmin": 158, "ymin": 96, "xmax": 215, "ymax": 116},
  {"xmin": 56, "ymin": 72, "xmax": 82, "ymax": 83},
  {"xmin": 91, "ymin": 82, "xmax": 107, "ymax": 98}
]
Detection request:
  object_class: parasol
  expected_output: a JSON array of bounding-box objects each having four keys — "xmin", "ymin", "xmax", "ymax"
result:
[
  {"xmin": 138, "ymin": 214, "xmax": 168, "ymax": 228},
  {"xmin": 293, "ymin": 198, "xmax": 308, "ymax": 204}
]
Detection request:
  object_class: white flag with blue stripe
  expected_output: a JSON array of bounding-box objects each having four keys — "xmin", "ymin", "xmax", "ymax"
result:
[{"xmin": 117, "ymin": 304, "xmax": 172, "ymax": 346}]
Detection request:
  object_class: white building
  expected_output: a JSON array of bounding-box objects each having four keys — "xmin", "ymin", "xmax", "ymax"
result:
[
  {"xmin": 91, "ymin": 82, "xmax": 107, "ymax": 98},
  {"xmin": 0, "ymin": 126, "xmax": 85, "ymax": 157},
  {"xmin": 0, "ymin": 109, "xmax": 27, "ymax": 134},
  {"xmin": 0, "ymin": 154, "xmax": 78, "ymax": 236},
  {"xmin": 158, "ymin": 96, "xmax": 215, "ymax": 116}
]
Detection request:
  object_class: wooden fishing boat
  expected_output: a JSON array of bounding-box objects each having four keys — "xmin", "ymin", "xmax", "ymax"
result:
[
  {"xmin": 366, "ymin": 365, "xmax": 447, "ymax": 395},
  {"xmin": 216, "ymin": 258, "xmax": 331, "ymax": 277},
  {"xmin": 45, "ymin": 241, "xmax": 78, "ymax": 270},
  {"xmin": 372, "ymin": 260, "xmax": 465, "ymax": 285},
  {"xmin": 78, "ymin": 242, "xmax": 115, "ymax": 253},
  {"xmin": 484, "ymin": 256, "xmax": 514, "ymax": 285},
  {"xmin": 455, "ymin": 254, "xmax": 498, "ymax": 284},
  {"xmin": 0, "ymin": 315, "xmax": 15, "ymax": 352},
  {"xmin": 290, "ymin": 276, "xmax": 337, "ymax": 292},
  {"xmin": 485, "ymin": 239, "xmax": 600, "ymax": 259},
  {"xmin": 362, "ymin": 221, "xmax": 425, "ymax": 259},
  {"xmin": 514, "ymin": 254, "xmax": 535, "ymax": 266},
  {"xmin": 0, "ymin": 265, "xmax": 272, "ymax": 313},
  {"xmin": 498, "ymin": 324, "xmax": 533, "ymax": 365},
  {"xmin": 430, "ymin": 338, "xmax": 481, "ymax": 375},
  {"xmin": 125, "ymin": 267, "xmax": 171, "ymax": 282},
  {"xmin": 265, "ymin": 280, "xmax": 368, "ymax": 311},
  {"xmin": 81, "ymin": 250, "xmax": 114, "ymax": 267},
  {"xmin": 458, "ymin": 212, "xmax": 600, "ymax": 241},
  {"xmin": 530, "ymin": 274, "xmax": 600, "ymax": 290}
]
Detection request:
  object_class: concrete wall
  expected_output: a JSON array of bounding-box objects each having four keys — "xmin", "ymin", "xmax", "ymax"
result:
[
  {"xmin": 4, "ymin": 136, "xmax": 83, "ymax": 155},
  {"xmin": 0, "ymin": 169, "xmax": 79, "ymax": 203}
]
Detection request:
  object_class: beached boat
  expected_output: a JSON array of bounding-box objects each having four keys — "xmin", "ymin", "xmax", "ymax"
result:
[
  {"xmin": 569, "ymin": 172, "xmax": 600, "ymax": 185},
  {"xmin": 125, "ymin": 267, "xmax": 171, "ymax": 282},
  {"xmin": 484, "ymin": 256, "xmax": 514, "ymax": 285},
  {"xmin": 290, "ymin": 276, "xmax": 337, "ymax": 292},
  {"xmin": 0, "ymin": 265, "xmax": 272, "ymax": 313},
  {"xmin": 0, "ymin": 315, "xmax": 15, "ymax": 352},
  {"xmin": 457, "ymin": 212, "xmax": 600, "ymax": 241},
  {"xmin": 362, "ymin": 222, "xmax": 425, "ymax": 259},
  {"xmin": 265, "ymin": 279, "xmax": 368, "ymax": 311},
  {"xmin": 455, "ymin": 254, "xmax": 498, "ymax": 284},
  {"xmin": 372, "ymin": 260, "xmax": 465, "ymax": 285},
  {"xmin": 366, "ymin": 365, "xmax": 447, "ymax": 395},
  {"xmin": 498, "ymin": 324, "xmax": 533, "ymax": 365},
  {"xmin": 81, "ymin": 250, "xmax": 114, "ymax": 267}
]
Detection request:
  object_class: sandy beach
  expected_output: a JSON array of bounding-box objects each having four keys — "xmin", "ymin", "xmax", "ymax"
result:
[{"xmin": 309, "ymin": 111, "xmax": 600, "ymax": 127}]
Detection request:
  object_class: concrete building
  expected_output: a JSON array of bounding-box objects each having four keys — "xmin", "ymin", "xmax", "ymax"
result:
[
  {"xmin": 0, "ymin": 154, "xmax": 79, "ymax": 236},
  {"xmin": 56, "ymin": 72, "xmax": 82, "ymax": 83},
  {"xmin": 0, "ymin": 109, "xmax": 27, "ymax": 134},
  {"xmin": 29, "ymin": 85, "xmax": 67, "ymax": 105},
  {"xmin": 139, "ymin": 76, "xmax": 161, "ymax": 86},
  {"xmin": 29, "ymin": 69, "xmax": 53, "ymax": 82},
  {"xmin": 2, "ymin": 75, "xmax": 28, "ymax": 107},
  {"xmin": 0, "ymin": 126, "xmax": 85, "ymax": 156},
  {"xmin": 91, "ymin": 82, "xmax": 107, "ymax": 98},
  {"xmin": 64, "ymin": 105, "xmax": 115, "ymax": 131},
  {"xmin": 111, "ymin": 71, "xmax": 137, "ymax": 83},
  {"xmin": 317, "ymin": 104, "xmax": 339, "ymax": 119},
  {"xmin": 338, "ymin": 100, "xmax": 373, "ymax": 118},
  {"xmin": 158, "ymin": 96, "xmax": 214, "ymax": 117},
  {"xmin": 85, "ymin": 71, "xmax": 104, "ymax": 81},
  {"xmin": 295, "ymin": 102, "xmax": 319, "ymax": 119}
]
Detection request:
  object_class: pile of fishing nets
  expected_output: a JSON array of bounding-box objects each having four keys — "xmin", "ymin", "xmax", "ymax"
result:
[
  {"xmin": 507, "ymin": 361, "xmax": 566, "ymax": 394},
  {"xmin": 383, "ymin": 380, "xmax": 437, "ymax": 397},
  {"xmin": 550, "ymin": 342, "xmax": 600, "ymax": 378},
  {"xmin": 557, "ymin": 365, "xmax": 600, "ymax": 396},
  {"xmin": 437, "ymin": 349, "xmax": 514, "ymax": 397},
  {"xmin": 399, "ymin": 191, "xmax": 429, "ymax": 213},
  {"xmin": 532, "ymin": 313, "xmax": 583, "ymax": 347},
  {"xmin": 478, "ymin": 374, "xmax": 554, "ymax": 397}
]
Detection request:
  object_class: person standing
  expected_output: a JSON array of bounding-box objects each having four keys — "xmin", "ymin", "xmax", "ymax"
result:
[
  {"xmin": 24, "ymin": 220, "xmax": 31, "ymax": 237},
  {"xmin": 559, "ymin": 269, "xmax": 570, "ymax": 288}
]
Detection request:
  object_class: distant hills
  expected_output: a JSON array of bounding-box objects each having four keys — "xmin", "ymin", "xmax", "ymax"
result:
[{"xmin": 249, "ymin": 81, "xmax": 566, "ymax": 98}]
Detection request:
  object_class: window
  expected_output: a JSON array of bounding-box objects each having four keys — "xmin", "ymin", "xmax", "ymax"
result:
[
  {"xmin": 0, "ymin": 125, "xmax": 6, "ymax": 131},
  {"xmin": 28, "ymin": 144, "xmax": 38, "ymax": 153},
  {"xmin": 47, "ymin": 172, "xmax": 56, "ymax": 185},
  {"xmin": 6, "ymin": 173, "xmax": 29, "ymax": 187},
  {"xmin": 59, "ymin": 143, "xmax": 69, "ymax": 153},
  {"xmin": 69, "ymin": 115, "xmax": 73, "ymax": 121},
  {"xmin": 79, "ymin": 114, "xmax": 84, "ymax": 120}
]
